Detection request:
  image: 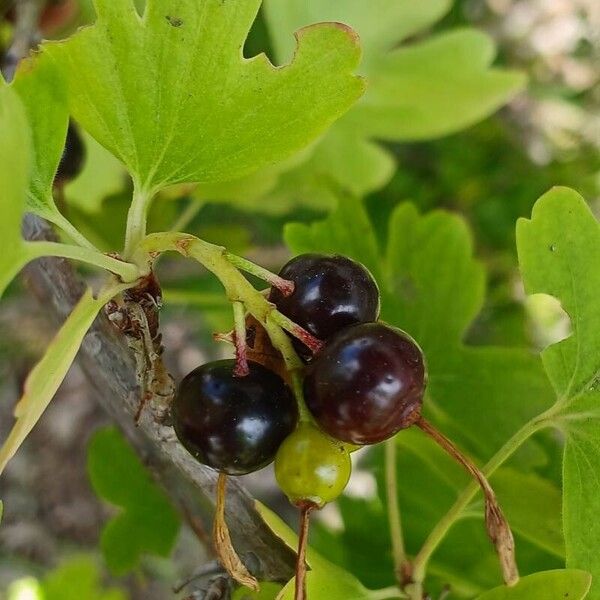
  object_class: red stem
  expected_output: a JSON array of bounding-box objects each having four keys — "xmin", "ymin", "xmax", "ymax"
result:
[
  {"xmin": 295, "ymin": 503, "xmax": 314, "ymax": 600},
  {"xmin": 415, "ymin": 416, "xmax": 518, "ymax": 585}
]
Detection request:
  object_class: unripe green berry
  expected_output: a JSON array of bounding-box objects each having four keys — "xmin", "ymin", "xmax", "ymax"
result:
[{"xmin": 275, "ymin": 423, "xmax": 351, "ymax": 508}]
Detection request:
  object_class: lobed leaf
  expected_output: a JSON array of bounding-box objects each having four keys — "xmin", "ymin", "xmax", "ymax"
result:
[
  {"xmin": 256, "ymin": 0, "xmax": 525, "ymax": 202},
  {"xmin": 87, "ymin": 427, "xmax": 180, "ymax": 575},
  {"xmin": 347, "ymin": 29, "xmax": 527, "ymax": 141},
  {"xmin": 517, "ymin": 187, "xmax": 600, "ymax": 599},
  {"xmin": 43, "ymin": 0, "xmax": 365, "ymax": 193}
]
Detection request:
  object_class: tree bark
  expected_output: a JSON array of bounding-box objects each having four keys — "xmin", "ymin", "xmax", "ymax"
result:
[{"xmin": 21, "ymin": 214, "xmax": 296, "ymax": 583}]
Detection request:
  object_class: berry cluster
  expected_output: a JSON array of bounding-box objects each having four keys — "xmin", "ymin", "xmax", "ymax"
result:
[{"xmin": 171, "ymin": 253, "xmax": 426, "ymax": 506}]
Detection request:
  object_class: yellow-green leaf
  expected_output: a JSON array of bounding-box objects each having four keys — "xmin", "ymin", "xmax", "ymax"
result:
[
  {"xmin": 44, "ymin": 0, "xmax": 364, "ymax": 193},
  {"xmin": 0, "ymin": 287, "xmax": 119, "ymax": 474}
]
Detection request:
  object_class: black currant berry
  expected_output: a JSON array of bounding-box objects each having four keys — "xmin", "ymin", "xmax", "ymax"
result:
[
  {"xmin": 172, "ymin": 360, "xmax": 298, "ymax": 475},
  {"xmin": 269, "ymin": 254, "xmax": 379, "ymax": 354},
  {"xmin": 304, "ymin": 323, "xmax": 426, "ymax": 445},
  {"xmin": 54, "ymin": 121, "xmax": 85, "ymax": 185}
]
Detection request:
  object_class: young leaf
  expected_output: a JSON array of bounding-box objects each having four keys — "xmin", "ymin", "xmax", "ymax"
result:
[
  {"xmin": 10, "ymin": 54, "xmax": 94, "ymax": 249},
  {"xmin": 0, "ymin": 286, "xmax": 120, "ymax": 475},
  {"xmin": 517, "ymin": 187, "xmax": 600, "ymax": 598},
  {"xmin": 474, "ymin": 569, "xmax": 591, "ymax": 600},
  {"xmin": 286, "ymin": 196, "xmax": 554, "ymax": 459},
  {"xmin": 0, "ymin": 84, "xmax": 32, "ymax": 299},
  {"xmin": 43, "ymin": 0, "xmax": 364, "ymax": 193},
  {"xmin": 259, "ymin": 0, "xmax": 525, "ymax": 200},
  {"xmin": 87, "ymin": 427, "xmax": 180, "ymax": 575},
  {"xmin": 255, "ymin": 501, "xmax": 402, "ymax": 600}
]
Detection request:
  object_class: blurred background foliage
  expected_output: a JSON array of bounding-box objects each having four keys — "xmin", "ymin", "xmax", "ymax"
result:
[{"xmin": 1, "ymin": 0, "xmax": 599, "ymax": 599}]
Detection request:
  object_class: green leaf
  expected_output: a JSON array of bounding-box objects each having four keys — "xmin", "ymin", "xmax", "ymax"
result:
[
  {"xmin": 0, "ymin": 287, "xmax": 116, "ymax": 474},
  {"xmin": 255, "ymin": 501, "xmax": 402, "ymax": 600},
  {"xmin": 10, "ymin": 55, "xmax": 94, "ymax": 248},
  {"xmin": 346, "ymin": 29, "xmax": 527, "ymax": 141},
  {"xmin": 258, "ymin": 1, "xmax": 524, "ymax": 202},
  {"xmin": 475, "ymin": 569, "xmax": 591, "ymax": 600},
  {"xmin": 44, "ymin": 0, "xmax": 364, "ymax": 193},
  {"xmin": 0, "ymin": 84, "xmax": 32, "ymax": 299},
  {"xmin": 42, "ymin": 555, "xmax": 128, "ymax": 600},
  {"xmin": 286, "ymin": 196, "xmax": 553, "ymax": 459},
  {"xmin": 517, "ymin": 187, "xmax": 600, "ymax": 599},
  {"xmin": 87, "ymin": 426, "xmax": 180, "ymax": 575}
]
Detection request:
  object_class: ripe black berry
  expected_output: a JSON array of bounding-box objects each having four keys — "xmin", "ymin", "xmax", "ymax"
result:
[
  {"xmin": 269, "ymin": 254, "xmax": 379, "ymax": 355},
  {"xmin": 172, "ymin": 360, "xmax": 298, "ymax": 475},
  {"xmin": 304, "ymin": 323, "xmax": 426, "ymax": 445},
  {"xmin": 54, "ymin": 121, "xmax": 85, "ymax": 185}
]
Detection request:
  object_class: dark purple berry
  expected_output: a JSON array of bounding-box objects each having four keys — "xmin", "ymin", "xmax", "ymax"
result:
[
  {"xmin": 172, "ymin": 360, "xmax": 297, "ymax": 475},
  {"xmin": 304, "ymin": 323, "xmax": 426, "ymax": 445},
  {"xmin": 269, "ymin": 254, "xmax": 379, "ymax": 355}
]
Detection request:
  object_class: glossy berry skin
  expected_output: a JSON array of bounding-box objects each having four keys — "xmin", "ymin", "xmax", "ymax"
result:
[
  {"xmin": 275, "ymin": 423, "xmax": 351, "ymax": 507},
  {"xmin": 269, "ymin": 254, "xmax": 379, "ymax": 351},
  {"xmin": 172, "ymin": 360, "xmax": 297, "ymax": 476},
  {"xmin": 304, "ymin": 323, "xmax": 426, "ymax": 445},
  {"xmin": 54, "ymin": 122, "xmax": 85, "ymax": 185}
]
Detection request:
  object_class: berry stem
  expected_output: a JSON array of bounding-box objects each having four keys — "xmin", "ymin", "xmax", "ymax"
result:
[
  {"xmin": 290, "ymin": 371, "xmax": 311, "ymax": 423},
  {"xmin": 131, "ymin": 232, "xmax": 308, "ymax": 413},
  {"xmin": 295, "ymin": 503, "xmax": 314, "ymax": 600},
  {"xmin": 225, "ymin": 252, "xmax": 295, "ymax": 297},
  {"xmin": 384, "ymin": 438, "xmax": 409, "ymax": 584},
  {"xmin": 232, "ymin": 301, "xmax": 249, "ymax": 377},
  {"xmin": 213, "ymin": 473, "xmax": 259, "ymax": 591},
  {"xmin": 269, "ymin": 310, "xmax": 323, "ymax": 354},
  {"xmin": 415, "ymin": 417, "xmax": 518, "ymax": 586},
  {"xmin": 25, "ymin": 241, "xmax": 140, "ymax": 282}
]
